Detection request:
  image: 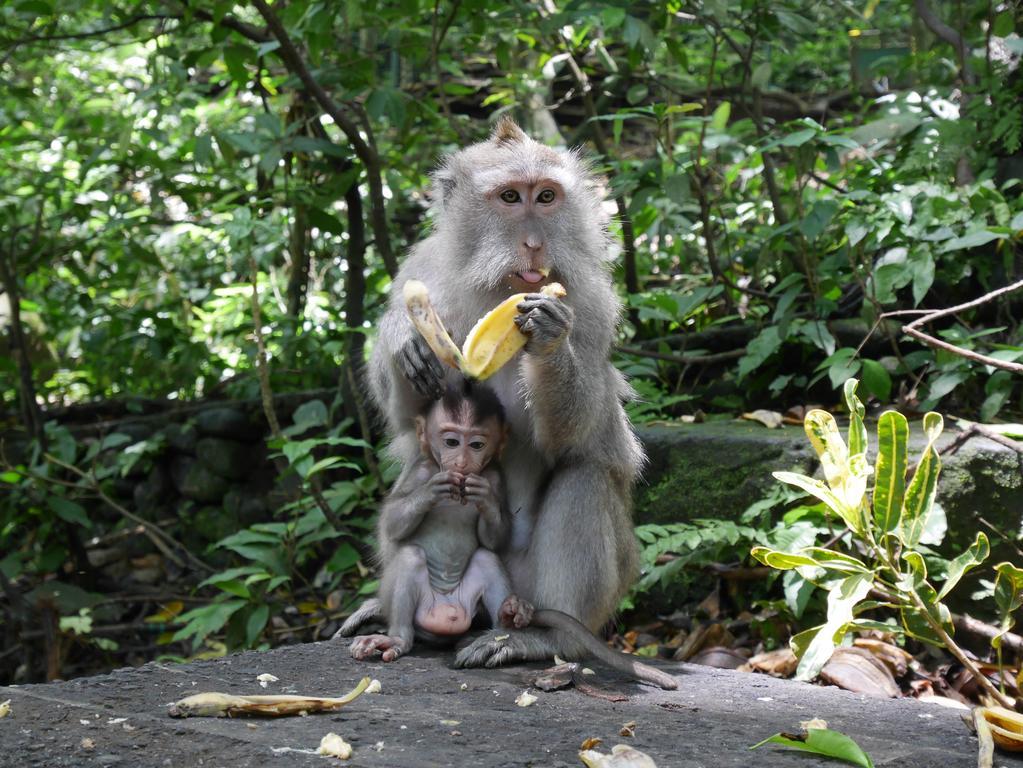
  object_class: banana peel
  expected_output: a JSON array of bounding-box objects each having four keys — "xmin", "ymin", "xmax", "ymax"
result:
[
  {"xmin": 168, "ymin": 676, "xmax": 371, "ymax": 718},
  {"xmin": 976, "ymin": 706, "xmax": 1023, "ymax": 752},
  {"xmin": 403, "ymin": 279, "xmax": 566, "ymax": 381}
]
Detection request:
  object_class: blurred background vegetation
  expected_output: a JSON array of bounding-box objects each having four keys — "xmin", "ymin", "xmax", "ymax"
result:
[{"xmin": 1, "ymin": 0, "xmax": 1021, "ymax": 683}]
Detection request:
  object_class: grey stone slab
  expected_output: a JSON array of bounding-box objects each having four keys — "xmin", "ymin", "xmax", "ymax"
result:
[{"xmin": 1, "ymin": 640, "xmax": 1016, "ymax": 768}]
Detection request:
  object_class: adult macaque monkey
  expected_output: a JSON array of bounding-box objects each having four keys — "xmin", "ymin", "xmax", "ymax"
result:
[{"xmin": 365, "ymin": 117, "xmax": 644, "ymax": 670}]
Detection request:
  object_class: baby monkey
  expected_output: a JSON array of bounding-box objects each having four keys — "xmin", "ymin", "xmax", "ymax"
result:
[
  {"xmin": 349, "ymin": 380, "xmax": 528, "ymax": 662},
  {"xmin": 347, "ymin": 380, "xmax": 677, "ymax": 690}
]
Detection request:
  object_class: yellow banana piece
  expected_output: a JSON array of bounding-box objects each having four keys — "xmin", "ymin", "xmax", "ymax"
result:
[
  {"xmin": 463, "ymin": 282, "xmax": 566, "ymax": 379},
  {"xmin": 403, "ymin": 280, "xmax": 464, "ymax": 370},
  {"xmin": 402, "ymin": 279, "xmax": 567, "ymax": 381}
]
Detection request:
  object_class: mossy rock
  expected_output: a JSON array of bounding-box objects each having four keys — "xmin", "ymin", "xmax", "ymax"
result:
[
  {"xmin": 635, "ymin": 422, "xmax": 815, "ymax": 525},
  {"xmin": 635, "ymin": 420, "xmax": 1023, "ymax": 560}
]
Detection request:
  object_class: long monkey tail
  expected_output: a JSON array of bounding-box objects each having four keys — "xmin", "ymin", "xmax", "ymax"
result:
[{"xmin": 531, "ymin": 609, "xmax": 679, "ymax": 690}]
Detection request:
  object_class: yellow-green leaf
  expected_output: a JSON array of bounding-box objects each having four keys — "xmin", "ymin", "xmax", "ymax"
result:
[
  {"xmin": 937, "ymin": 532, "xmax": 989, "ymax": 600},
  {"xmin": 773, "ymin": 471, "xmax": 864, "ymax": 535},
  {"xmin": 872, "ymin": 410, "xmax": 908, "ymax": 534},
  {"xmin": 898, "ymin": 413, "xmax": 943, "ymax": 548}
]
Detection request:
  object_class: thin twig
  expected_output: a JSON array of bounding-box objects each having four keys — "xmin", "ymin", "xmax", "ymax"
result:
[
  {"xmin": 248, "ymin": 257, "xmax": 346, "ymax": 530},
  {"xmin": 885, "ymin": 279, "xmax": 1023, "ymax": 374},
  {"xmin": 40, "ymin": 455, "xmax": 212, "ymax": 573}
]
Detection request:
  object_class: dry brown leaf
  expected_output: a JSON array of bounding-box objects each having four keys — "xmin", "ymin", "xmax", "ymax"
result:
[
  {"xmin": 741, "ymin": 409, "xmax": 783, "ymax": 429},
  {"xmin": 853, "ymin": 638, "xmax": 913, "ymax": 678},
  {"xmin": 741, "ymin": 648, "xmax": 798, "ymax": 677},
  {"xmin": 819, "ymin": 647, "xmax": 899, "ymax": 698},
  {"xmin": 689, "ymin": 646, "xmax": 748, "ymax": 670},
  {"xmin": 620, "ymin": 721, "xmax": 636, "ymax": 737},
  {"xmin": 673, "ymin": 622, "xmax": 734, "ymax": 661},
  {"xmin": 168, "ymin": 677, "xmax": 370, "ymax": 718},
  {"xmin": 580, "ymin": 737, "xmax": 603, "ymax": 750},
  {"xmin": 534, "ymin": 663, "xmax": 578, "ymax": 691}
]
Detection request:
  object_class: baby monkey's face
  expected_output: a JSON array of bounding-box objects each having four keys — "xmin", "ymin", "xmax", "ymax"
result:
[{"xmin": 418, "ymin": 402, "xmax": 505, "ymax": 477}]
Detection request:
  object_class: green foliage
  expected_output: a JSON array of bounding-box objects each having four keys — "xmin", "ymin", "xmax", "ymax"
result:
[
  {"xmin": 754, "ymin": 379, "xmax": 1017, "ymax": 690},
  {"xmin": 751, "ymin": 726, "xmax": 874, "ymax": 768}
]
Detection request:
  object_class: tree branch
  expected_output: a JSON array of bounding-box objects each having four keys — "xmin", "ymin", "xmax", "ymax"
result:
[
  {"xmin": 250, "ymin": 0, "xmax": 397, "ymax": 277},
  {"xmin": 884, "ymin": 279, "xmax": 1023, "ymax": 374}
]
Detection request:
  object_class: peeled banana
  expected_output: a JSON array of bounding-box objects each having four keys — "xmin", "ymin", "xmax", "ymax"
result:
[{"xmin": 402, "ymin": 279, "xmax": 566, "ymax": 381}]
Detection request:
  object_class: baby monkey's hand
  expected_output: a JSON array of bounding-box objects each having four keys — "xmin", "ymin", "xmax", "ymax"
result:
[
  {"xmin": 462, "ymin": 473, "xmax": 498, "ymax": 513},
  {"xmin": 426, "ymin": 470, "xmax": 466, "ymax": 503}
]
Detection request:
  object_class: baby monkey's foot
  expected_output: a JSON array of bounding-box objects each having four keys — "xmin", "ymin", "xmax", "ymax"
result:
[
  {"xmin": 350, "ymin": 633, "xmax": 408, "ymax": 662},
  {"xmin": 498, "ymin": 594, "xmax": 534, "ymax": 629}
]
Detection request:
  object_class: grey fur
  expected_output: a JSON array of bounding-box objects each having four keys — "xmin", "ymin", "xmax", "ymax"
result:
[{"xmin": 368, "ymin": 121, "xmax": 644, "ymax": 667}]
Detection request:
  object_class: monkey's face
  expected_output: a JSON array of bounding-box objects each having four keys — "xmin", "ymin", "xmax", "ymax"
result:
[
  {"xmin": 434, "ymin": 125, "xmax": 610, "ymax": 295},
  {"xmin": 418, "ymin": 404, "xmax": 504, "ymax": 476}
]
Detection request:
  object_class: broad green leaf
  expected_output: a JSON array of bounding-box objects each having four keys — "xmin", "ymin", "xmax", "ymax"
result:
[
  {"xmin": 210, "ymin": 578, "xmax": 250, "ymax": 599},
  {"xmin": 737, "ymin": 326, "xmax": 782, "ymax": 379},
  {"xmin": 245, "ymin": 604, "xmax": 270, "ymax": 646},
  {"xmin": 936, "ymin": 532, "xmax": 989, "ymax": 600},
  {"xmin": 710, "ymin": 101, "xmax": 731, "ymax": 131},
  {"xmin": 803, "ymin": 410, "xmax": 848, "ymax": 489},
  {"xmin": 898, "ymin": 413, "xmax": 943, "ymax": 548},
  {"xmin": 780, "ymin": 128, "xmax": 818, "ymax": 148},
  {"xmin": 898, "ymin": 552, "xmax": 953, "ymax": 646},
  {"xmin": 872, "ymin": 410, "xmax": 908, "ymax": 534},
  {"xmin": 751, "ymin": 728, "xmax": 874, "ymax": 768},
  {"xmin": 993, "ymin": 562, "xmax": 1023, "ymax": 633},
  {"xmin": 198, "ymin": 566, "xmax": 266, "ymax": 589},
  {"xmin": 772, "ymin": 471, "xmax": 862, "ymax": 532},
  {"xmin": 859, "ymin": 359, "xmax": 892, "ymax": 401},
  {"xmin": 789, "ymin": 624, "xmax": 819, "ymax": 659},
  {"xmin": 939, "ymin": 229, "xmax": 1002, "ymax": 253},
  {"xmin": 801, "ymin": 548, "xmax": 871, "ymax": 573},
  {"xmin": 48, "ymin": 496, "xmax": 92, "ymax": 529},
  {"xmin": 843, "ymin": 379, "xmax": 867, "ymax": 459},
  {"xmin": 795, "ymin": 572, "xmax": 874, "ymax": 680},
  {"xmin": 171, "ymin": 600, "xmax": 246, "ymax": 645},
  {"xmin": 751, "ymin": 546, "xmax": 818, "ymax": 570}
]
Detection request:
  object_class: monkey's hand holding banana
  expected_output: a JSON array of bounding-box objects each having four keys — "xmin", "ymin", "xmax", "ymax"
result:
[{"xmin": 403, "ymin": 279, "xmax": 567, "ymax": 382}]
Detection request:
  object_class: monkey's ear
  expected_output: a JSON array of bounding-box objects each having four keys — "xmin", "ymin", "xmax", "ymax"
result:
[
  {"xmin": 491, "ymin": 115, "xmax": 527, "ymax": 145},
  {"xmin": 433, "ymin": 168, "xmax": 456, "ymax": 205}
]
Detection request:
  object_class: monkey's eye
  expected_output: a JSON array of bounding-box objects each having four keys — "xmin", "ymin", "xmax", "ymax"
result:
[
  {"xmin": 444, "ymin": 438, "xmax": 459, "ymax": 448},
  {"xmin": 469, "ymin": 441, "xmax": 485, "ymax": 450},
  {"xmin": 499, "ymin": 189, "xmax": 521, "ymax": 204},
  {"xmin": 536, "ymin": 188, "xmax": 556, "ymax": 204}
]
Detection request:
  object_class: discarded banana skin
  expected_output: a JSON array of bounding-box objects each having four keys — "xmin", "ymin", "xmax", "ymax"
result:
[
  {"xmin": 168, "ymin": 677, "xmax": 371, "ymax": 718},
  {"xmin": 403, "ymin": 279, "xmax": 566, "ymax": 380}
]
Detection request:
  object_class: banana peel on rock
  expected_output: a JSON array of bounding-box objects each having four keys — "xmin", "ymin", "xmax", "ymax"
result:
[
  {"xmin": 403, "ymin": 279, "xmax": 566, "ymax": 381},
  {"xmin": 168, "ymin": 676, "xmax": 371, "ymax": 718}
]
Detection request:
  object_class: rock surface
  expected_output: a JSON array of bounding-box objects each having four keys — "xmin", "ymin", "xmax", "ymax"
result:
[{"xmin": 1, "ymin": 640, "xmax": 1015, "ymax": 768}]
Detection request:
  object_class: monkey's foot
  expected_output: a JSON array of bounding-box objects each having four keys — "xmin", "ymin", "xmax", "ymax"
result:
[
  {"xmin": 498, "ymin": 594, "xmax": 534, "ymax": 629},
  {"xmin": 349, "ymin": 634, "xmax": 408, "ymax": 662},
  {"xmin": 453, "ymin": 628, "xmax": 553, "ymax": 669}
]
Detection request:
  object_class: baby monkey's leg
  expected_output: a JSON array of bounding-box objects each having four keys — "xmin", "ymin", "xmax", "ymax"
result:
[
  {"xmin": 461, "ymin": 549, "xmax": 533, "ymax": 629},
  {"xmin": 351, "ymin": 545, "xmax": 427, "ymax": 662}
]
